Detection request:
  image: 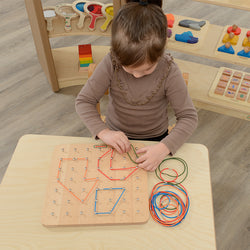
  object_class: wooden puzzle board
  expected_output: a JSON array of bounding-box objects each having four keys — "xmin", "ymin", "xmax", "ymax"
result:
[
  {"xmin": 208, "ymin": 67, "xmax": 250, "ymax": 108},
  {"xmin": 167, "ymin": 15, "xmax": 210, "ymax": 50},
  {"xmin": 42, "ymin": 142, "xmax": 149, "ymax": 226},
  {"xmin": 215, "ymin": 25, "xmax": 250, "ymax": 60}
]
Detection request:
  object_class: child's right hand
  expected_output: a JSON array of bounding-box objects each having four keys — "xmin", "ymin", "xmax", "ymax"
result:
[{"xmin": 97, "ymin": 128, "xmax": 131, "ymax": 154}]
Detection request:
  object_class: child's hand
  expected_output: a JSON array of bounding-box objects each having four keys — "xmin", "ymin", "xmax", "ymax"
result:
[
  {"xmin": 97, "ymin": 128, "xmax": 131, "ymax": 154},
  {"xmin": 135, "ymin": 143, "xmax": 170, "ymax": 171}
]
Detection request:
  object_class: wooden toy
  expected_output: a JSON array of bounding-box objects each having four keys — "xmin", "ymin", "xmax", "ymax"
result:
[
  {"xmin": 237, "ymin": 47, "xmax": 250, "ymax": 58},
  {"xmin": 218, "ymin": 42, "xmax": 235, "ymax": 54},
  {"xmin": 209, "ymin": 67, "xmax": 250, "ymax": 106},
  {"xmin": 43, "ymin": 7, "xmax": 57, "ymax": 32},
  {"xmin": 242, "ymin": 31, "xmax": 250, "ymax": 47},
  {"xmin": 100, "ymin": 4, "xmax": 114, "ymax": 32},
  {"xmin": 78, "ymin": 44, "xmax": 93, "ymax": 72},
  {"xmin": 166, "ymin": 13, "xmax": 175, "ymax": 28},
  {"xmin": 84, "ymin": 2, "xmax": 104, "ymax": 31},
  {"xmin": 227, "ymin": 24, "xmax": 241, "ymax": 35},
  {"xmin": 55, "ymin": 4, "xmax": 79, "ymax": 32},
  {"xmin": 42, "ymin": 142, "xmax": 149, "ymax": 226},
  {"xmin": 175, "ymin": 31, "xmax": 199, "ymax": 44},
  {"xmin": 216, "ymin": 25, "xmax": 250, "ymax": 59},
  {"xmin": 178, "ymin": 19, "xmax": 206, "ymax": 31},
  {"xmin": 72, "ymin": 0, "xmax": 89, "ymax": 29},
  {"xmin": 222, "ymin": 32, "xmax": 239, "ymax": 45}
]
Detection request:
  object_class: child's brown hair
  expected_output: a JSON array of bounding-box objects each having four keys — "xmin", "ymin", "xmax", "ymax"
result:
[{"xmin": 111, "ymin": 2, "xmax": 167, "ymax": 67}]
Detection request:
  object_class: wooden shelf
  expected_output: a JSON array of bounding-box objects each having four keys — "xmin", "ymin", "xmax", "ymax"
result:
[
  {"xmin": 53, "ymin": 45, "xmax": 250, "ymax": 121},
  {"xmin": 50, "ymin": 14, "xmax": 250, "ymax": 68},
  {"xmin": 192, "ymin": 0, "xmax": 250, "ymax": 11}
]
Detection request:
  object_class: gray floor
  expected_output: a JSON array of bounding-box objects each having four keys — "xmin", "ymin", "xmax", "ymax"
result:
[{"xmin": 1, "ymin": 0, "xmax": 250, "ymax": 249}]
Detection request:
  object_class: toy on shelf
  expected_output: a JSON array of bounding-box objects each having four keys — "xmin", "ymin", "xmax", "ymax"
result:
[
  {"xmin": 43, "ymin": 7, "xmax": 57, "ymax": 32},
  {"xmin": 222, "ymin": 32, "xmax": 239, "ymax": 45},
  {"xmin": 227, "ymin": 24, "xmax": 241, "ymax": 35},
  {"xmin": 100, "ymin": 3, "xmax": 113, "ymax": 32},
  {"xmin": 72, "ymin": 0, "xmax": 89, "ymax": 29},
  {"xmin": 55, "ymin": 4, "xmax": 78, "ymax": 32},
  {"xmin": 42, "ymin": 142, "xmax": 149, "ymax": 226},
  {"xmin": 175, "ymin": 31, "xmax": 198, "ymax": 44},
  {"xmin": 84, "ymin": 2, "xmax": 104, "ymax": 31},
  {"xmin": 78, "ymin": 44, "xmax": 93, "ymax": 72},
  {"xmin": 218, "ymin": 42, "xmax": 235, "ymax": 54},
  {"xmin": 242, "ymin": 31, "xmax": 250, "ymax": 47},
  {"xmin": 209, "ymin": 67, "xmax": 250, "ymax": 106},
  {"xmin": 178, "ymin": 19, "xmax": 206, "ymax": 31},
  {"xmin": 237, "ymin": 46, "xmax": 250, "ymax": 58},
  {"xmin": 166, "ymin": 13, "xmax": 175, "ymax": 28}
]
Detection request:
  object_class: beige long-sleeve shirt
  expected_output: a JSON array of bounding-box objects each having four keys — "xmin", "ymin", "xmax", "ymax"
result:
[{"xmin": 75, "ymin": 52, "xmax": 198, "ymax": 154}]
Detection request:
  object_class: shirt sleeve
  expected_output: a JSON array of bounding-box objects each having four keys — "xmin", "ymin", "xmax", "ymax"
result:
[
  {"xmin": 75, "ymin": 54, "xmax": 113, "ymax": 137},
  {"xmin": 161, "ymin": 62, "xmax": 198, "ymax": 154}
]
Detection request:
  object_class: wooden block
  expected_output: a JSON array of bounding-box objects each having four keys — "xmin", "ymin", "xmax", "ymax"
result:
[
  {"xmin": 78, "ymin": 44, "xmax": 92, "ymax": 55},
  {"xmin": 241, "ymin": 80, "xmax": 250, "ymax": 87},
  {"xmin": 220, "ymin": 75, "xmax": 230, "ymax": 82},
  {"xmin": 182, "ymin": 72, "xmax": 189, "ymax": 86},
  {"xmin": 225, "ymin": 90, "xmax": 235, "ymax": 98},
  {"xmin": 217, "ymin": 80, "xmax": 227, "ymax": 88},
  {"xmin": 238, "ymin": 86, "xmax": 249, "ymax": 94},
  {"xmin": 228, "ymin": 83, "xmax": 238, "ymax": 91},
  {"xmin": 42, "ymin": 142, "xmax": 149, "ymax": 226},
  {"xmin": 214, "ymin": 86, "xmax": 225, "ymax": 95},
  {"xmin": 236, "ymin": 92, "xmax": 247, "ymax": 101},
  {"xmin": 222, "ymin": 68, "xmax": 232, "ymax": 76},
  {"xmin": 230, "ymin": 78, "xmax": 241, "ymax": 85},
  {"xmin": 233, "ymin": 71, "xmax": 243, "ymax": 78},
  {"xmin": 243, "ymin": 74, "xmax": 250, "ymax": 81}
]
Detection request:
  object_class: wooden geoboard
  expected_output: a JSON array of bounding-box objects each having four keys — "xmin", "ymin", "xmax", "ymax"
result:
[{"xmin": 42, "ymin": 142, "xmax": 149, "ymax": 226}]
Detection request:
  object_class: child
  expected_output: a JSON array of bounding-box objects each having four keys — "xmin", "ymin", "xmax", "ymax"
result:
[{"xmin": 75, "ymin": 1, "xmax": 198, "ymax": 171}]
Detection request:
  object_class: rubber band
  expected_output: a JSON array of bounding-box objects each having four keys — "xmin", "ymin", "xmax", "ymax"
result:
[
  {"xmin": 149, "ymin": 182, "xmax": 190, "ymax": 227},
  {"xmin": 155, "ymin": 157, "xmax": 188, "ymax": 185}
]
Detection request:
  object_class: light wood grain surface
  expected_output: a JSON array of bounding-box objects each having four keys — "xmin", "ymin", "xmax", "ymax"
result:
[
  {"xmin": 0, "ymin": 135, "xmax": 216, "ymax": 249},
  {"xmin": 0, "ymin": 0, "xmax": 249, "ymax": 249}
]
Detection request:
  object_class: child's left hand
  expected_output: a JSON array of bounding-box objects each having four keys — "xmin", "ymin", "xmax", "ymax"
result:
[{"xmin": 135, "ymin": 143, "xmax": 170, "ymax": 171}]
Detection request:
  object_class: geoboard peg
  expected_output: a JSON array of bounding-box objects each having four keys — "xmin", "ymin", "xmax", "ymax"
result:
[
  {"xmin": 136, "ymin": 210, "xmax": 140, "ymax": 213},
  {"xmin": 136, "ymin": 187, "xmax": 139, "ymax": 190},
  {"xmin": 67, "ymin": 200, "xmax": 70, "ymax": 204},
  {"xmin": 123, "ymin": 210, "xmax": 126, "ymax": 214},
  {"xmin": 61, "ymin": 148, "xmax": 64, "ymax": 152},
  {"xmin": 55, "ymin": 188, "xmax": 58, "ymax": 192},
  {"xmin": 80, "ymin": 211, "xmax": 83, "ymax": 215},
  {"xmin": 66, "ymin": 211, "xmax": 69, "ymax": 216},
  {"xmin": 71, "ymin": 167, "xmax": 74, "ymax": 171},
  {"xmin": 53, "ymin": 200, "xmax": 56, "ymax": 204},
  {"xmin": 136, "ymin": 198, "xmax": 140, "ymax": 201},
  {"xmin": 51, "ymin": 212, "xmax": 54, "ymax": 216}
]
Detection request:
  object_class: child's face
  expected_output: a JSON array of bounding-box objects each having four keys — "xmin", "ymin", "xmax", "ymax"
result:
[{"xmin": 122, "ymin": 61, "xmax": 158, "ymax": 78}]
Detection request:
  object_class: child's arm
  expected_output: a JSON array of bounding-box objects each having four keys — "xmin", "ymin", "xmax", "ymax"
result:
[{"xmin": 76, "ymin": 54, "xmax": 131, "ymax": 153}]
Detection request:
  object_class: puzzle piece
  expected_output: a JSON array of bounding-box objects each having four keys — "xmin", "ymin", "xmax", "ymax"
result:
[
  {"xmin": 175, "ymin": 31, "xmax": 198, "ymax": 44},
  {"xmin": 179, "ymin": 19, "xmax": 206, "ymax": 31},
  {"xmin": 218, "ymin": 42, "xmax": 235, "ymax": 54}
]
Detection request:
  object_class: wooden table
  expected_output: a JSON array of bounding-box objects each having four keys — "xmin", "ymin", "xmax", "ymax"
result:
[{"xmin": 0, "ymin": 134, "xmax": 216, "ymax": 249}]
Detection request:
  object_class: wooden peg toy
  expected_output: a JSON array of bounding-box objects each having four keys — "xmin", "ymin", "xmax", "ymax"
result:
[
  {"xmin": 72, "ymin": 0, "xmax": 89, "ymax": 29},
  {"xmin": 227, "ymin": 24, "xmax": 241, "ymax": 35},
  {"xmin": 100, "ymin": 3, "xmax": 113, "ymax": 32},
  {"xmin": 84, "ymin": 2, "xmax": 104, "ymax": 31},
  {"xmin": 55, "ymin": 4, "xmax": 79, "ymax": 32},
  {"xmin": 43, "ymin": 7, "xmax": 57, "ymax": 32}
]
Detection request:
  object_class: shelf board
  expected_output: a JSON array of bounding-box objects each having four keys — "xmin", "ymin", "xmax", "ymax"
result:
[
  {"xmin": 50, "ymin": 14, "xmax": 250, "ymax": 68},
  {"xmin": 192, "ymin": 0, "xmax": 250, "ymax": 11},
  {"xmin": 52, "ymin": 45, "xmax": 250, "ymax": 121}
]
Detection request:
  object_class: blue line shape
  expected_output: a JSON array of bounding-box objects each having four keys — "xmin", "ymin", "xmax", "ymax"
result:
[{"xmin": 94, "ymin": 187, "xmax": 126, "ymax": 215}]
